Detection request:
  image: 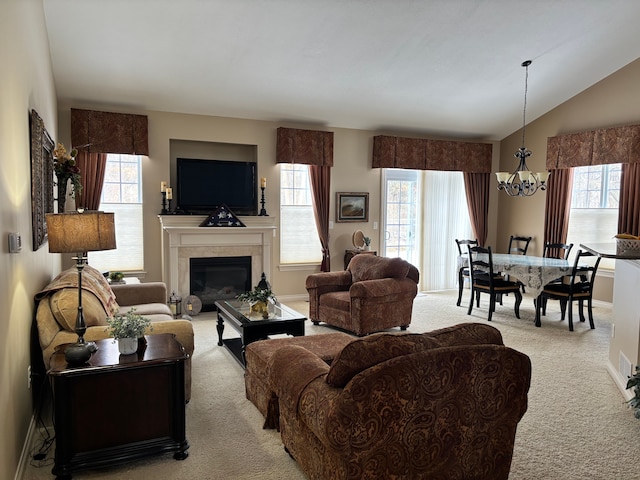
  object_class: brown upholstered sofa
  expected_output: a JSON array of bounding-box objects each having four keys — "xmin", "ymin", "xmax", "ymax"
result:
[
  {"xmin": 268, "ymin": 323, "xmax": 531, "ymax": 480},
  {"xmin": 306, "ymin": 254, "xmax": 419, "ymax": 336},
  {"xmin": 35, "ymin": 265, "xmax": 194, "ymax": 401}
]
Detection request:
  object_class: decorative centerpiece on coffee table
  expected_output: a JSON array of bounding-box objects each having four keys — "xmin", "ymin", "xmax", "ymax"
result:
[
  {"xmin": 106, "ymin": 308, "xmax": 153, "ymax": 355},
  {"xmin": 236, "ymin": 286, "xmax": 277, "ymax": 319}
]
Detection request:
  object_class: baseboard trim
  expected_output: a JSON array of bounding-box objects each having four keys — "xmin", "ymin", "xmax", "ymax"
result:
[{"xmin": 14, "ymin": 412, "xmax": 37, "ymax": 480}]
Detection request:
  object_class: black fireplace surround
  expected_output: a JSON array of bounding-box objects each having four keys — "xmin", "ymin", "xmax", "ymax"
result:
[{"xmin": 189, "ymin": 256, "xmax": 252, "ymax": 311}]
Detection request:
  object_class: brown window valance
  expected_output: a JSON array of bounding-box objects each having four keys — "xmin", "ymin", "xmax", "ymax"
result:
[
  {"xmin": 547, "ymin": 124, "xmax": 640, "ymax": 169},
  {"xmin": 372, "ymin": 135, "xmax": 492, "ymax": 173},
  {"xmin": 276, "ymin": 127, "xmax": 334, "ymax": 166},
  {"xmin": 71, "ymin": 108, "xmax": 149, "ymax": 156}
]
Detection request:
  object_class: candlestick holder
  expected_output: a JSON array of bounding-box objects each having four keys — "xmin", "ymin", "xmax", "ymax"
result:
[
  {"xmin": 258, "ymin": 186, "xmax": 268, "ymax": 216},
  {"xmin": 167, "ymin": 198, "xmax": 173, "ymax": 213},
  {"xmin": 161, "ymin": 192, "xmax": 168, "ymax": 215}
]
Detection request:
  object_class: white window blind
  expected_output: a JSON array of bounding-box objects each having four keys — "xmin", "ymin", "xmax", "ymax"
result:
[
  {"xmin": 566, "ymin": 163, "xmax": 621, "ymax": 269},
  {"xmin": 280, "ymin": 164, "xmax": 322, "ymax": 264}
]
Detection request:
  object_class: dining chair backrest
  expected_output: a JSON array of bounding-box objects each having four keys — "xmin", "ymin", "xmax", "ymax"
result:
[
  {"xmin": 455, "ymin": 238, "xmax": 478, "ymax": 255},
  {"xmin": 543, "ymin": 242, "xmax": 574, "ymax": 260},
  {"xmin": 509, "ymin": 235, "xmax": 532, "ymax": 255},
  {"xmin": 569, "ymin": 250, "xmax": 601, "ymax": 290},
  {"xmin": 467, "ymin": 245, "xmax": 495, "ymax": 279}
]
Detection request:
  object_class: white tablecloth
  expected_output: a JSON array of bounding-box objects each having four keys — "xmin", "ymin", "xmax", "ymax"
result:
[{"xmin": 458, "ymin": 253, "xmax": 571, "ymax": 297}]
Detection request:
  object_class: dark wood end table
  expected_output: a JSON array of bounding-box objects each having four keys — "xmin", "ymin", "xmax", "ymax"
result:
[
  {"xmin": 47, "ymin": 333, "xmax": 189, "ymax": 479},
  {"xmin": 215, "ymin": 300, "xmax": 306, "ymax": 367}
]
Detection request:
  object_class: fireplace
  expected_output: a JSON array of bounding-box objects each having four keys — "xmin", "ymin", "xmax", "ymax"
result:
[
  {"xmin": 190, "ymin": 256, "xmax": 252, "ymax": 311},
  {"xmin": 158, "ymin": 215, "xmax": 277, "ymax": 304}
]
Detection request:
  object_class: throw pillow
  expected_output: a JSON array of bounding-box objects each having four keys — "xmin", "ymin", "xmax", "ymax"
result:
[
  {"xmin": 326, "ymin": 332, "xmax": 441, "ymax": 388},
  {"xmin": 49, "ymin": 288, "xmax": 109, "ymax": 331}
]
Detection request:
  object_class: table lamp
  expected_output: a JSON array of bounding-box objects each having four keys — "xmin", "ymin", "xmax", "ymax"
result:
[{"xmin": 46, "ymin": 211, "xmax": 117, "ymax": 364}]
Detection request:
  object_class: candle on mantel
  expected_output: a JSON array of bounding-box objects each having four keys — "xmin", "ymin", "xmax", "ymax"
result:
[
  {"xmin": 165, "ymin": 187, "xmax": 173, "ymax": 200},
  {"xmin": 260, "ymin": 177, "xmax": 266, "ymax": 188},
  {"xmin": 161, "ymin": 181, "xmax": 167, "ymax": 192}
]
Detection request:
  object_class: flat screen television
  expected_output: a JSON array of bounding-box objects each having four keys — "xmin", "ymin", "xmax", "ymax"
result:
[{"xmin": 176, "ymin": 158, "xmax": 258, "ymax": 215}]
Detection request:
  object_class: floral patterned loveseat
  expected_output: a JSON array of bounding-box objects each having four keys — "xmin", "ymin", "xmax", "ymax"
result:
[{"xmin": 269, "ymin": 323, "xmax": 531, "ymax": 480}]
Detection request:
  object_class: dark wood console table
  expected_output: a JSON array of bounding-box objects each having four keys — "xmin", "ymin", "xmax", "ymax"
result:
[{"xmin": 48, "ymin": 334, "xmax": 189, "ymax": 479}]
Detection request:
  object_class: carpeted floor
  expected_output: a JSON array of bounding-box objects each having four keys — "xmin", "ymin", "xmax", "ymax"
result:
[{"xmin": 23, "ymin": 290, "xmax": 638, "ymax": 479}]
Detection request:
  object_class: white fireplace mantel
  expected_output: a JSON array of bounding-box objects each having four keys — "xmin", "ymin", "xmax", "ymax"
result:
[{"xmin": 158, "ymin": 215, "xmax": 277, "ymax": 298}]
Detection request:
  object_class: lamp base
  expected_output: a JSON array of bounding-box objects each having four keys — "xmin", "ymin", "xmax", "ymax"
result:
[{"xmin": 64, "ymin": 342, "xmax": 93, "ymax": 364}]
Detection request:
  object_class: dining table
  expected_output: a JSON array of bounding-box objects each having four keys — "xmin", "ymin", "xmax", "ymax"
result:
[{"xmin": 458, "ymin": 253, "xmax": 573, "ymax": 326}]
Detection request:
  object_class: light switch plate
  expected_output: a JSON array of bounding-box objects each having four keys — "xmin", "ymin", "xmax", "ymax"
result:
[{"xmin": 8, "ymin": 232, "xmax": 22, "ymax": 253}]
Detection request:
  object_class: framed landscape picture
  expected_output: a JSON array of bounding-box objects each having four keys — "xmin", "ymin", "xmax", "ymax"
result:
[{"xmin": 336, "ymin": 192, "xmax": 369, "ymax": 222}]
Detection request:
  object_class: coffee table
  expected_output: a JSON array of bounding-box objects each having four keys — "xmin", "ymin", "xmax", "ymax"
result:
[{"xmin": 215, "ymin": 300, "xmax": 306, "ymax": 367}]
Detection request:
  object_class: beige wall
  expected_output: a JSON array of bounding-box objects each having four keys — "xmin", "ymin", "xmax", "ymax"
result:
[
  {"xmin": 51, "ymin": 33, "xmax": 640, "ymax": 308},
  {"xmin": 496, "ymin": 58, "xmax": 640, "ymax": 303},
  {"xmin": 1, "ymin": 1, "xmax": 60, "ymax": 479}
]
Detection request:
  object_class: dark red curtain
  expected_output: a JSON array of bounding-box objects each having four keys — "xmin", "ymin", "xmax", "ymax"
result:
[
  {"xmin": 618, "ymin": 162, "xmax": 640, "ymax": 236},
  {"xmin": 76, "ymin": 152, "xmax": 108, "ymax": 210},
  {"xmin": 309, "ymin": 165, "xmax": 331, "ymax": 271},
  {"xmin": 543, "ymin": 169, "xmax": 574, "ymax": 245},
  {"xmin": 463, "ymin": 172, "xmax": 490, "ymax": 246}
]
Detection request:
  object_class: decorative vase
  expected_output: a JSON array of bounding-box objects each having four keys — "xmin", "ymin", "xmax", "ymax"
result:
[
  {"xmin": 250, "ymin": 300, "xmax": 270, "ymax": 319},
  {"xmin": 364, "ymin": 245, "xmax": 371, "ymax": 251},
  {"xmin": 57, "ymin": 176, "xmax": 69, "ymax": 212},
  {"xmin": 118, "ymin": 337, "xmax": 138, "ymax": 355}
]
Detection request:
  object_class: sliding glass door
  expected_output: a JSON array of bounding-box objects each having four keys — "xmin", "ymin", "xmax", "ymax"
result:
[
  {"xmin": 382, "ymin": 169, "xmax": 472, "ymax": 292},
  {"xmin": 381, "ymin": 169, "xmax": 420, "ymax": 267}
]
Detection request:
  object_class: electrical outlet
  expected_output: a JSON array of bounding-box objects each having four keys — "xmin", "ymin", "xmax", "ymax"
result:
[{"xmin": 27, "ymin": 365, "xmax": 32, "ymax": 389}]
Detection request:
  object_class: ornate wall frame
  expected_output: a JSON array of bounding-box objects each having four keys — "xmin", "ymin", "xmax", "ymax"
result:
[{"xmin": 30, "ymin": 109, "xmax": 55, "ymax": 250}]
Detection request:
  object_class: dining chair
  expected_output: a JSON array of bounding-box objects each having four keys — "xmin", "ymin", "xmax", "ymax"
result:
[
  {"xmin": 467, "ymin": 245, "xmax": 522, "ymax": 322},
  {"xmin": 535, "ymin": 249, "xmax": 601, "ymax": 331},
  {"xmin": 543, "ymin": 242, "xmax": 573, "ymax": 260},
  {"xmin": 455, "ymin": 238, "xmax": 478, "ymax": 306},
  {"xmin": 507, "ymin": 235, "xmax": 532, "ymax": 292},
  {"xmin": 508, "ymin": 235, "xmax": 532, "ymax": 255},
  {"xmin": 541, "ymin": 242, "xmax": 575, "ymax": 303}
]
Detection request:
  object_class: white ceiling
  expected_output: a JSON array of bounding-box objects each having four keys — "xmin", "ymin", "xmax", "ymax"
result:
[{"xmin": 42, "ymin": 0, "xmax": 640, "ymax": 141}]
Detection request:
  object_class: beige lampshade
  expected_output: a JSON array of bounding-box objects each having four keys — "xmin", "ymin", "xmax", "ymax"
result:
[{"xmin": 46, "ymin": 211, "xmax": 117, "ymax": 253}]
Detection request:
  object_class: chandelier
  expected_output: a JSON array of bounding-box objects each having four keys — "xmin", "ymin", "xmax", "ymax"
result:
[{"xmin": 496, "ymin": 60, "xmax": 550, "ymax": 197}]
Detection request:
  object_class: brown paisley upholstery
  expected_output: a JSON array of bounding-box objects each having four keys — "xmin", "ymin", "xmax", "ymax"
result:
[
  {"xmin": 269, "ymin": 323, "xmax": 531, "ymax": 480},
  {"xmin": 306, "ymin": 254, "xmax": 419, "ymax": 336}
]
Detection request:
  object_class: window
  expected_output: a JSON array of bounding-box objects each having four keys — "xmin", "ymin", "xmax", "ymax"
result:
[
  {"xmin": 280, "ymin": 164, "xmax": 322, "ymax": 264},
  {"xmin": 566, "ymin": 163, "xmax": 621, "ymax": 269},
  {"xmin": 88, "ymin": 154, "xmax": 144, "ymax": 272}
]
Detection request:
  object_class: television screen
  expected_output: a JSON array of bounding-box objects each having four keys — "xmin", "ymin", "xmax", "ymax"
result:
[{"xmin": 176, "ymin": 158, "xmax": 257, "ymax": 215}]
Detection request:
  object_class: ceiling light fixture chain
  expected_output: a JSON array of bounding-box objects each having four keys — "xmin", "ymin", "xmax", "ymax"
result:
[{"xmin": 496, "ymin": 59, "xmax": 550, "ymax": 197}]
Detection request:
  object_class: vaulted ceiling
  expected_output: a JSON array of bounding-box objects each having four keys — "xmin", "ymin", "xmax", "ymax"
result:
[{"xmin": 43, "ymin": 0, "xmax": 640, "ymax": 141}]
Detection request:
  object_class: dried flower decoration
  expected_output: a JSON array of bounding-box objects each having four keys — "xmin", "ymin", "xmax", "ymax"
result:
[{"xmin": 53, "ymin": 143, "xmax": 82, "ymax": 197}]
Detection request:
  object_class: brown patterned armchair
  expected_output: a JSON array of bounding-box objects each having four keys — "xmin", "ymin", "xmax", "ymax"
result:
[
  {"xmin": 306, "ymin": 254, "xmax": 419, "ymax": 336},
  {"xmin": 269, "ymin": 323, "xmax": 531, "ymax": 480}
]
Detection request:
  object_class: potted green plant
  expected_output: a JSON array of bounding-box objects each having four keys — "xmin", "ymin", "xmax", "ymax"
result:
[
  {"xmin": 105, "ymin": 307, "xmax": 153, "ymax": 355},
  {"xmin": 236, "ymin": 286, "xmax": 277, "ymax": 319},
  {"xmin": 363, "ymin": 236, "xmax": 372, "ymax": 251},
  {"xmin": 626, "ymin": 365, "xmax": 640, "ymax": 418},
  {"xmin": 108, "ymin": 271, "xmax": 125, "ymax": 284}
]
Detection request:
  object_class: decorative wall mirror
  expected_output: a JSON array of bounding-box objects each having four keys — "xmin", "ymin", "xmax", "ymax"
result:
[
  {"xmin": 352, "ymin": 230, "xmax": 365, "ymax": 249},
  {"xmin": 30, "ymin": 109, "xmax": 55, "ymax": 250}
]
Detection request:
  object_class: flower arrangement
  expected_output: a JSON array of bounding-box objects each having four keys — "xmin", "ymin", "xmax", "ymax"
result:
[
  {"xmin": 236, "ymin": 286, "xmax": 277, "ymax": 304},
  {"xmin": 53, "ymin": 143, "xmax": 82, "ymax": 198},
  {"xmin": 105, "ymin": 308, "xmax": 152, "ymax": 340}
]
